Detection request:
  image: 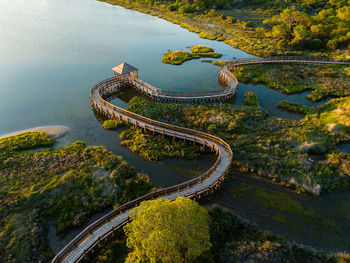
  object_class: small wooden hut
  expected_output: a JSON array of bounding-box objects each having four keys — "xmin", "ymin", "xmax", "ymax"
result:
[{"xmin": 112, "ymin": 62, "xmax": 138, "ymax": 84}]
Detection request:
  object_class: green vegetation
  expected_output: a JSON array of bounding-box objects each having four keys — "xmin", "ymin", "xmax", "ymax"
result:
[
  {"xmin": 102, "ymin": 119, "xmax": 124, "ymax": 130},
  {"xmin": 126, "ymin": 96, "xmax": 350, "ymax": 194},
  {"xmin": 231, "ymin": 63, "xmax": 350, "ymax": 101},
  {"xmin": 0, "ymin": 132, "xmax": 153, "ymax": 262},
  {"xmin": 161, "ymin": 46, "xmax": 222, "ymax": 65},
  {"xmin": 202, "ymin": 59, "xmax": 213, "ymax": 63},
  {"xmin": 162, "ymin": 50, "xmax": 200, "ymax": 65},
  {"xmin": 307, "ymin": 96, "xmax": 350, "ymax": 135},
  {"xmin": 243, "ymin": 91, "xmax": 260, "ymax": 107},
  {"xmin": 123, "ymin": 197, "xmax": 211, "ymax": 263},
  {"xmin": 93, "ymin": 206, "xmax": 347, "ymax": 263},
  {"xmin": 262, "ymin": 6, "xmax": 350, "ymax": 54},
  {"xmin": 213, "ymin": 60, "xmax": 230, "ymax": 66},
  {"xmin": 277, "ymin": 100, "xmax": 313, "ymax": 114},
  {"xmin": 190, "ymin": 45, "xmax": 222, "ymax": 58},
  {"xmin": 119, "ymin": 126, "xmax": 206, "ymax": 161},
  {"xmin": 191, "ymin": 45, "xmax": 214, "ymax": 53},
  {"xmin": 230, "ymin": 182, "xmax": 337, "ymax": 234},
  {"xmin": 102, "ymin": 0, "xmax": 350, "ymax": 58}
]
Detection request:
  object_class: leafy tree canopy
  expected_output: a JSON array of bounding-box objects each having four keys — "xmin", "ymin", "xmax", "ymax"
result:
[{"xmin": 123, "ymin": 197, "xmax": 211, "ymax": 263}]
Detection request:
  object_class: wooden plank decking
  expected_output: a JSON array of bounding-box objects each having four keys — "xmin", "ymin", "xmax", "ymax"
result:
[{"xmin": 52, "ymin": 57, "xmax": 350, "ymax": 263}]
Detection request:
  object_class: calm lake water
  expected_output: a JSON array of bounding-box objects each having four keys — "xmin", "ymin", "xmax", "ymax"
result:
[
  {"xmin": 0, "ymin": 0, "xmax": 253, "ymax": 186},
  {"xmin": 1, "ymin": 0, "xmax": 350, "ymax": 254}
]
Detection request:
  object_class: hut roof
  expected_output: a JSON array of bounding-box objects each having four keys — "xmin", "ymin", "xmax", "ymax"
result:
[{"xmin": 112, "ymin": 62, "xmax": 138, "ymax": 75}]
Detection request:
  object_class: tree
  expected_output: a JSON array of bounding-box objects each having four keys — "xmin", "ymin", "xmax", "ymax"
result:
[
  {"xmin": 123, "ymin": 197, "xmax": 211, "ymax": 263},
  {"xmin": 337, "ymin": 6, "xmax": 350, "ymax": 22},
  {"xmin": 271, "ymin": 24, "xmax": 291, "ymax": 40}
]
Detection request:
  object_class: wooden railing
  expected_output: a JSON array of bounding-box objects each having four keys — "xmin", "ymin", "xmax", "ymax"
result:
[
  {"xmin": 125, "ymin": 66, "xmax": 237, "ymax": 102},
  {"xmin": 52, "ymin": 57, "xmax": 350, "ymax": 263},
  {"xmin": 51, "ymin": 68, "xmax": 234, "ymax": 263},
  {"xmin": 229, "ymin": 56, "xmax": 350, "ymax": 69}
]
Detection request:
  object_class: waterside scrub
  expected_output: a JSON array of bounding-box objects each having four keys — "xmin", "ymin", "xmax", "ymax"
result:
[
  {"xmin": 231, "ymin": 63, "xmax": 350, "ymax": 101},
  {"xmin": 243, "ymin": 91, "xmax": 260, "ymax": 107},
  {"xmin": 102, "ymin": 119, "xmax": 124, "ymax": 130},
  {"xmin": 306, "ymin": 96, "xmax": 350, "ymax": 136},
  {"xmin": 102, "ymin": 119, "xmax": 206, "ymax": 161},
  {"xmin": 119, "ymin": 127, "xmax": 206, "ymax": 161},
  {"xmin": 0, "ymin": 132, "xmax": 153, "ymax": 262},
  {"xmin": 277, "ymin": 100, "xmax": 313, "ymax": 115},
  {"xmin": 126, "ymin": 96, "xmax": 350, "ymax": 194}
]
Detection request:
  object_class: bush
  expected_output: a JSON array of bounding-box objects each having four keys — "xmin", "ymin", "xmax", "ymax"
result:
[
  {"xmin": 102, "ymin": 120, "xmax": 124, "ymax": 130},
  {"xmin": 243, "ymin": 92, "xmax": 260, "ymax": 107}
]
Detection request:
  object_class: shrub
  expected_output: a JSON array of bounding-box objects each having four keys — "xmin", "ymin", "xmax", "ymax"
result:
[{"xmin": 243, "ymin": 92, "xmax": 260, "ymax": 107}]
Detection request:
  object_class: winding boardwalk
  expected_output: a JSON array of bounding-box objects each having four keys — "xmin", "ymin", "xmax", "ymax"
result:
[{"xmin": 52, "ymin": 57, "xmax": 349, "ymax": 263}]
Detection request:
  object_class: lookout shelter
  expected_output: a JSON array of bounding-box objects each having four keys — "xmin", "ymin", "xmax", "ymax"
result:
[{"xmin": 112, "ymin": 62, "xmax": 139, "ymax": 82}]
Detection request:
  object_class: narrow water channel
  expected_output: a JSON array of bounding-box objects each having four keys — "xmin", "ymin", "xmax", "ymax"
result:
[
  {"xmin": 233, "ymin": 82, "xmax": 330, "ymax": 120},
  {"xmin": 201, "ymin": 170, "xmax": 350, "ymax": 252}
]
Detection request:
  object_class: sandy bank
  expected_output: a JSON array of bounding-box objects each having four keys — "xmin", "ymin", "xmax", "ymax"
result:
[{"xmin": 0, "ymin": 125, "xmax": 70, "ymax": 139}]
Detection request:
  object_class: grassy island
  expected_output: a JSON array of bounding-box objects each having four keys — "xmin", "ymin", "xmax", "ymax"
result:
[
  {"xmin": 125, "ymin": 96, "xmax": 350, "ymax": 195},
  {"xmin": 102, "ymin": 0, "xmax": 350, "ymax": 59},
  {"xmin": 0, "ymin": 132, "xmax": 153, "ymax": 262},
  {"xmin": 162, "ymin": 50, "xmax": 200, "ymax": 65},
  {"xmin": 190, "ymin": 45, "xmax": 222, "ymax": 58},
  {"xmin": 162, "ymin": 45, "xmax": 222, "ymax": 65},
  {"xmin": 231, "ymin": 63, "xmax": 350, "ymax": 101},
  {"xmin": 243, "ymin": 91, "xmax": 260, "ymax": 107}
]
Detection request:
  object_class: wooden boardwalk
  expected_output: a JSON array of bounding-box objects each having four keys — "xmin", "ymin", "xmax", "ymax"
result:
[
  {"xmin": 126, "ymin": 66, "xmax": 238, "ymax": 103},
  {"xmin": 52, "ymin": 57, "xmax": 349, "ymax": 263}
]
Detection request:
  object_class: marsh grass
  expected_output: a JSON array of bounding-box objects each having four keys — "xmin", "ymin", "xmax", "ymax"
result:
[
  {"xmin": 231, "ymin": 64, "xmax": 350, "ymax": 101},
  {"xmin": 127, "ymin": 96, "xmax": 350, "ymax": 194},
  {"xmin": 277, "ymin": 101, "xmax": 313, "ymax": 115},
  {"xmin": 307, "ymin": 96, "xmax": 350, "ymax": 136},
  {"xmin": 119, "ymin": 126, "xmax": 206, "ymax": 161},
  {"xmin": 0, "ymin": 132, "xmax": 153, "ymax": 262}
]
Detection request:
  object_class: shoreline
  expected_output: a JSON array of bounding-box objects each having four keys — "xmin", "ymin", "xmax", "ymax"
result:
[
  {"xmin": 102, "ymin": 0, "xmax": 265, "ymax": 57},
  {"xmin": 0, "ymin": 125, "xmax": 70, "ymax": 140}
]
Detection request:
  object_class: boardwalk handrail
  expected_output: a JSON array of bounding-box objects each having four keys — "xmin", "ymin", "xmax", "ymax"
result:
[
  {"xmin": 51, "ymin": 66, "xmax": 235, "ymax": 263},
  {"xmin": 52, "ymin": 57, "xmax": 350, "ymax": 263},
  {"xmin": 125, "ymin": 66, "xmax": 237, "ymax": 102}
]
